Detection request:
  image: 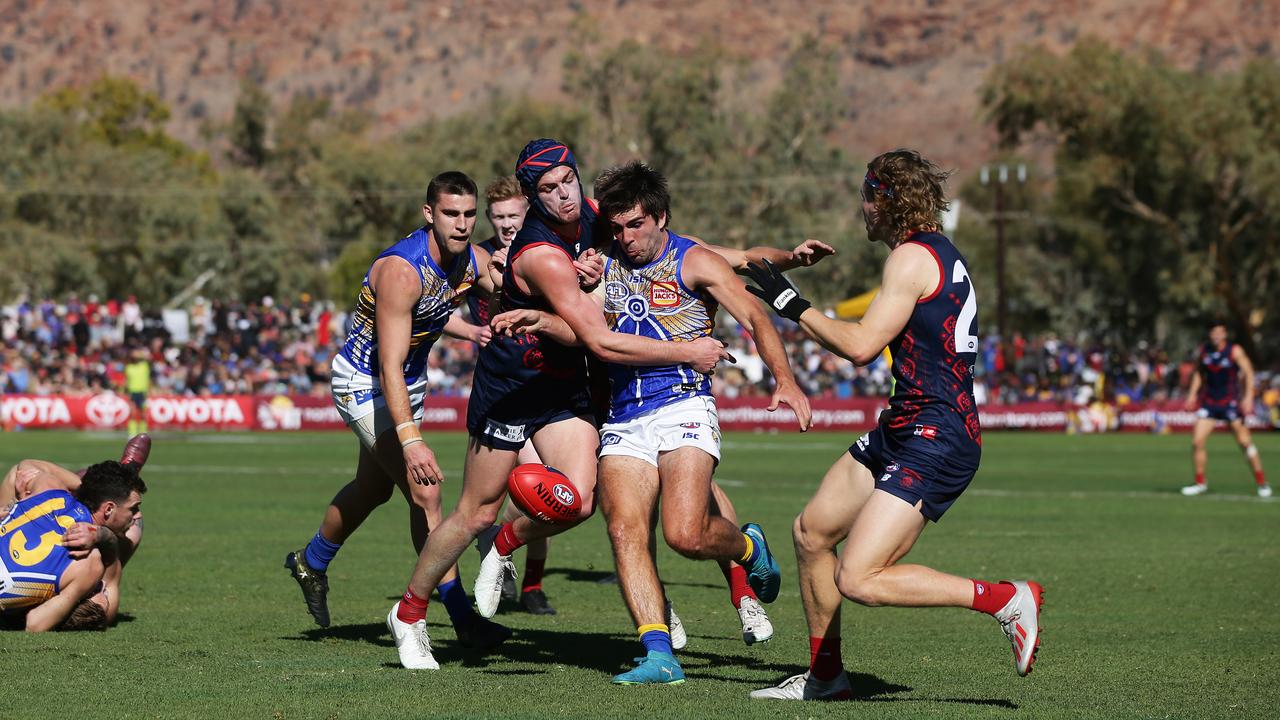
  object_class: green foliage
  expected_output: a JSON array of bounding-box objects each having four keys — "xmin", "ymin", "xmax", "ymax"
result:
[{"xmin": 982, "ymin": 40, "xmax": 1280, "ymax": 359}]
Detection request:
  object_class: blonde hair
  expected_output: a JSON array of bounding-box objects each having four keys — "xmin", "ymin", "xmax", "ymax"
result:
[
  {"xmin": 864, "ymin": 149, "xmax": 951, "ymax": 242},
  {"xmin": 484, "ymin": 175, "xmax": 523, "ymax": 206}
]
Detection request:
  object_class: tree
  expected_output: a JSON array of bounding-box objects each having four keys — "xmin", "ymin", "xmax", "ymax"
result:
[{"xmin": 983, "ymin": 40, "xmax": 1280, "ymax": 360}]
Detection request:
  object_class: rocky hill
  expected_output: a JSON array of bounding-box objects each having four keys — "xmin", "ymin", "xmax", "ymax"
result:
[{"xmin": 1, "ymin": 0, "xmax": 1275, "ymax": 170}]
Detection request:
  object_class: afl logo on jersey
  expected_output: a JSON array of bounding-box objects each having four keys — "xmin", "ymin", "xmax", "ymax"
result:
[
  {"xmin": 650, "ymin": 282, "xmax": 679, "ymax": 307},
  {"xmin": 605, "ymin": 282, "xmax": 629, "ymax": 301}
]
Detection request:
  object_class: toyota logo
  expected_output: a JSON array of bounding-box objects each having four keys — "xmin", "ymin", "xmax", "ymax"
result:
[{"xmin": 85, "ymin": 393, "xmax": 132, "ymax": 428}]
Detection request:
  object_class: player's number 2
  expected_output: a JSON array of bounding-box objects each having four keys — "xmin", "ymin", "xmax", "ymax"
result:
[{"xmin": 953, "ymin": 261, "xmax": 978, "ymax": 354}]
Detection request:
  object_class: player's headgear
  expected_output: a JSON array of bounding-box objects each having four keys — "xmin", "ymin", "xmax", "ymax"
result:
[{"xmin": 515, "ymin": 138, "xmax": 579, "ymax": 221}]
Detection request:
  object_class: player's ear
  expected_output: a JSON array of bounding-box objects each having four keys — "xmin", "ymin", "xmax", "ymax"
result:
[
  {"xmin": 657, "ymin": 212, "xmax": 668, "ymax": 231},
  {"xmin": 422, "ymin": 203, "xmax": 434, "ymax": 225}
]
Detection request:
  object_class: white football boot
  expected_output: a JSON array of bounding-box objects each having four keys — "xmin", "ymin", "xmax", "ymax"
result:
[
  {"xmin": 738, "ymin": 596, "xmax": 774, "ymax": 645},
  {"xmin": 750, "ymin": 671, "xmax": 852, "ymax": 701},
  {"xmin": 1258, "ymin": 484, "xmax": 1273, "ymax": 499},
  {"xmin": 1181, "ymin": 483, "xmax": 1209, "ymax": 496},
  {"xmin": 386, "ymin": 602, "xmax": 438, "ymax": 670},
  {"xmin": 664, "ymin": 600, "xmax": 687, "ymax": 651},
  {"xmin": 473, "ymin": 525, "xmax": 516, "ymax": 619},
  {"xmin": 993, "ymin": 580, "xmax": 1044, "ymax": 676}
]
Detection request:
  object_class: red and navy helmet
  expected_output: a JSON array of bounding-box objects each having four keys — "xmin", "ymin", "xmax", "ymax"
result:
[{"xmin": 515, "ymin": 138, "xmax": 580, "ymax": 221}]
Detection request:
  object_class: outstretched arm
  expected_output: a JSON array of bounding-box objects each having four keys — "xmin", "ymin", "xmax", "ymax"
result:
[
  {"xmin": 747, "ymin": 244, "xmax": 935, "ymax": 366},
  {"xmin": 689, "ymin": 236, "xmax": 836, "ymax": 273},
  {"xmin": 683, "ymin": 247, "xmax": 812, "ymax": 431}
]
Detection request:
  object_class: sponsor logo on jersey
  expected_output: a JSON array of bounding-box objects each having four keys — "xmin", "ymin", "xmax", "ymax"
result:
[
  {"xmin": 601, "ymin": 433, "xmax": 622, "ymax": 446},
  {"xmin": 680, "ymin": 422, "xmax": 701, "ymax": 429},
  {"xmin": 913, "ymin": 425, "xmax": 939, "ymax": 439},
  {"xmin": 625, "ymin": 295, "xmax": 649, "ymax": 321},
  {"xmin": 485, "ymin": 419, "xmax": 526, "ymax": 443},
  {"xmin": 650, "ymin": 281, "xmax": 679, "ymax": 307},
  {"xmin": 856, "ymin": 434, "xmax": 870, "ymax": 452},
  {"xmin": 886, "ymin": 463, "xmax": 900, "ymax": 473}
]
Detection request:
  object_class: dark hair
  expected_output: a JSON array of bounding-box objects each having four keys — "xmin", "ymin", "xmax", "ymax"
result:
[
  {"xmin": 425, "ymin": 171, "xmax": 478, "ymax": 206},
  {"xmin": 864, "ymin": 149, "xmax": 951, "ymax": 242},
  {"xmin": 593, "ymin": 161, "xmax": 671, "ymax": 227},
  {"xmin": 77, "ymin": 461, "xmax": 146, "ymax": 512},
  {"xmin": 59, "ymin": 597, "xmax": 108, "ymax": 631}
]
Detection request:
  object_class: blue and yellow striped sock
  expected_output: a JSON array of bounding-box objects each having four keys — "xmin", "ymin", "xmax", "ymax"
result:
[{"xmin": 639, "ymin": 623, "xmax": 673, "ymax": 655}]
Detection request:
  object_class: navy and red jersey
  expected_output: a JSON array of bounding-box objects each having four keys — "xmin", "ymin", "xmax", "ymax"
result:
[
  {"xmin": 1197, "ymin": 343, "xmax": 1240, "ymax": 407},
  {"xmin": 471, "ymin": 200, "xmax": 599, "ymax": 401},
  {"xmin": 465, "ymin": 236, "xmax": 503, "ymax": 327},
  {"xmin": 880, "ymin": 232, "xmax": 982, "ymax": 451}
]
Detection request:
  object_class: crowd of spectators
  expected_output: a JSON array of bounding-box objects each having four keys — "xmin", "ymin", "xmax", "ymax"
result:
[{"xmin": 3, "ymin": 295, "xmax": 1278, "ymax": 421}]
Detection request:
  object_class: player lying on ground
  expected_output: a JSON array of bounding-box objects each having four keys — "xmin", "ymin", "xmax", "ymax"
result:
[
  {"xmin": 1, "ymin": 448, "xmax": 148, "ymax": 632},
  {"xmin": 745, "ymin": 149, "xmax": 1043, "ymax": 701}
]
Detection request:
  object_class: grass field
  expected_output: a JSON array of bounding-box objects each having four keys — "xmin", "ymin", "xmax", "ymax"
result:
[{"xmin": 1, "ymin": 430, "xmax": 1277, "ymax": 719}]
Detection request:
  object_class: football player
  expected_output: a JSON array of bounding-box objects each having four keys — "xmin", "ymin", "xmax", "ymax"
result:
[
  {"xmin": 1181, "ymin": 323, "xmax": 1270, "ymax": 497},
  {"xmin": 745, "ymin": 149, "xmax": 1043, "ymax": 700}
]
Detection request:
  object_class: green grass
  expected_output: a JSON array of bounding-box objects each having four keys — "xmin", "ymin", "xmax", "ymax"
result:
[{"xmin": 1, "ymin": 430, "xmax": 1277, "ymax": 719}]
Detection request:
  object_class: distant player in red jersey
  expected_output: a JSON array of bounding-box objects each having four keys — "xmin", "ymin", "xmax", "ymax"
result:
[
  {"xmin": 746, "ymin": 150, "xmax": 1043, "ymax": 701},
  {"xmin": 1181, "ymin": 323, "xmax": 1269, "ymax": 498}
]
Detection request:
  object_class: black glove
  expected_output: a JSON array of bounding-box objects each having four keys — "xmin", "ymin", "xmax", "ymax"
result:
[{"xmin": 745, "ymin": 260, "xmax": 811, "ymax": 323}]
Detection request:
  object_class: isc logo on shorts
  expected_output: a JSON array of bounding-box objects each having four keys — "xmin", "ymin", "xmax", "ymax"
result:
[
  {"xmin": 650, "ymin": 282, "xmax": 679, "ymax": 307},
  {"xmin": 601, "ymin": 433, "xmax": 622, "ymax": 446}
]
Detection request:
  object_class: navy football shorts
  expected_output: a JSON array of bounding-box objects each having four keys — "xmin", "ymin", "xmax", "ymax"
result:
[
  {"xmin": 848, "ymin": 425, "xmax": 980, "ymax": 522},
  {"xmin": 1197, "ymin": 402, "xmax": 1241, "ymax": 423},
  {"xmin": 466, "ymin": 380, "xmax": 593, "ymax": 452}
]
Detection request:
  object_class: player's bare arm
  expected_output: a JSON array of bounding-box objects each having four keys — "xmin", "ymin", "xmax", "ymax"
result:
[
  {"xmin": 683, "ymin": 245, "xmax": 813, "ymax": 431},
  {"xmin": 491, "ymin": 308, "xmax": 581, "ymax": 347},
  {"xmin": 689, "ymin": 236, "xmax": 837, "ymax": 273},
  {"xmin": 62, "ymin": 521, "xmax": 120, "ymax": 562},
  {"xmin": 1184, "ymin": 368, "xmax": 1203, "ymax": 411},
  {"xmin": 1233, "ymin": 345, "xmax": 1256, "ymax": 415},
  {"xmin": 748, "ymin": 243, "xmax": 933, "ymax": 366},
  {"xmin": 443, "ymin": 312, "xmax": 492, "ymax": 347},
  {"xmin": 515, "ymin": 245, "xmax": 732, "ymax": 373},
  {"xmin": 370, "ymin": 257, "xmax": 445, "ymax": 486},
  {"xmin": 23, "ymin": 550, "xmax": 105, "ymax": 633}
]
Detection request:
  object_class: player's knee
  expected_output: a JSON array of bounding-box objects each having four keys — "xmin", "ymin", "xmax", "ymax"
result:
[
  {"xmin": 835, "ymin": 568, "xmax": 883, "ymax": 607},
  {"xmin": 664, "ymin": 526, "xmax": 707, "ymax": 559},
  {"xmin": 463, "ymin": 504, "xmax": 501, "ymax": 535},
  {"xmin": 606, "ymin": 514, "xmax": 646, "ymax": 549},
  {"xmin": 793, "ymin": 512, "xmax": 833, "ymax": 556}
]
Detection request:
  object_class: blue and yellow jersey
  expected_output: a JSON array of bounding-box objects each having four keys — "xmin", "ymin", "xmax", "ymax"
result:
[
  {"xmin": 0, "ymin": 489, "xmax": 93, "ymax": 612},
  {"xmin": 337, "ymin": 227, "xmax": 478, "ymax": 382},
  {"xmin": 598, "ymin": 231, "xmax": 717, "ymax": 422}
]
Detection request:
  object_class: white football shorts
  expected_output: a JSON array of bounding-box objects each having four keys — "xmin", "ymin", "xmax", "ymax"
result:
[
  {"xmin": 330, "ymin": 353, "xmax": 427, "ymax": 450},
  {"xmin": 598, "ymin": 395, "xmax": 721, "ymax": 466}
]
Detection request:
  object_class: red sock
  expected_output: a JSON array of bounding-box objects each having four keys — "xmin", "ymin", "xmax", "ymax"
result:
[
  {"xmin": 971, "ymin": 580, "xmax": 1017, "ymax": 615},
  {"xmin": 397, "ymin": 587, "xmax": 429, "ymax": 624},
  {"xmin": 494, "ymin": 522, "xmax": 525, "ymax": 557},
  {"xmin": 720, "ymin": 563, "xmax": 755, "ymax": 609},
  {"xmin": 1195, "ymin": 472, "xmax": 1206, "ymax": 486},
  {"xmin": 809, "ymin": 635, "xmax": 843, "ymax": 681},
  {"xmin": 1256, "ymin": 470, "xmax": 1266, "ymax": 486},
  {"xmin": 522, "ymin": 557, "xmax": 546, "ymax": 592}
]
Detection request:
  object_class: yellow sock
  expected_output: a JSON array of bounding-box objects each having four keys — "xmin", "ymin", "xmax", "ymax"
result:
[
  {"xmin": 739, "ymin": 534, "xmax": 755, "ymax": 563},
  {"xmin": 637, "ymin": 623, "xmax": 669, "ymax": 637},
  {"xmin": 139, "ymin": 420, "xmax": 148, "ymax": 433}
]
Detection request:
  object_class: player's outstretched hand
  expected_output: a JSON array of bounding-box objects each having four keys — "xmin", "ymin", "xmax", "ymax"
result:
[
  {"xmin": 745, "ymin": 260, "xmax": 812, "ymax": 323},
  {"xmin": 404, "ymin": 442, "xmax": 443, "ymax": 486},
  {"xmin": 492, "ymin": 308, "xmax": 544, "ymax": 337},
  {"xmin": 769, "ymin": 380, "xmax": 813, "ymax": 432},
  {"xmin": 61, "ymin": 522, "xmax": 99, "ymax": 559},
  {"xmin": 471, "ymin": 323, "xmax": 493, "ymax": 348},
  {"xmin": 574, "ymin": 247, "xmax": 604, "ymax": 290},
  {"xmin": 687, "ymin": 336, "xmax": 736, "ymax": 375},
  {"xmin": 791, "ymin": 239, "xmax": 836, "ymax": 267}
]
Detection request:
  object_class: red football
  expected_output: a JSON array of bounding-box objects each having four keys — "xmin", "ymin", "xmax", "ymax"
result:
[{"xmin": 508, "ymin": 463, "xmax": 581, "ymax": 524}]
